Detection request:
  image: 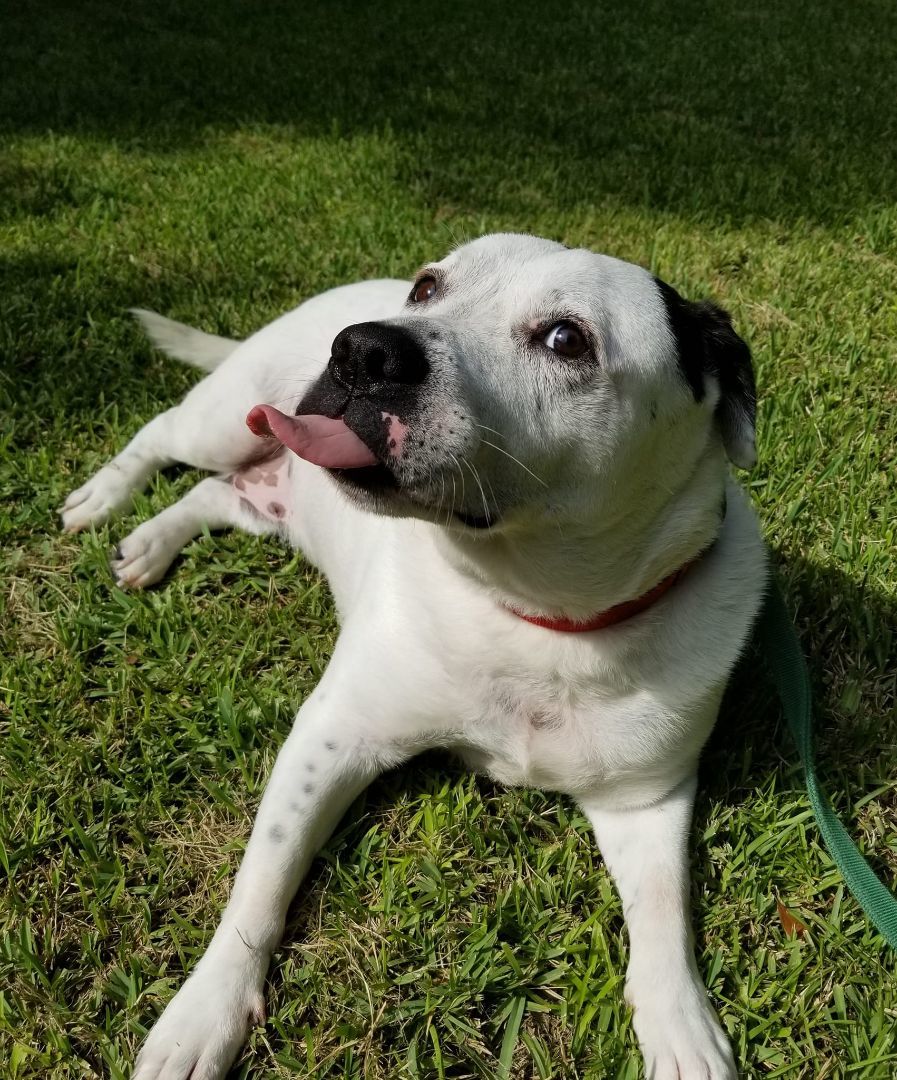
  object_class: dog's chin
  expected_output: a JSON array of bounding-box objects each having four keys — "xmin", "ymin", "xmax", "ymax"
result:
[
  {"xmin": 327, "ymin": 464, "xmax": 398, "ymax": 515},
  {"xmin": 328, "ymin": 469, "xmax": 498, "ymax": 532},
  {"xmin": 329, "ymin": 463, "xmax": 398, "ymax": 495},
  {"xmin": 452, "ymin": 510, "xmax": 496, "ymax": 531}
]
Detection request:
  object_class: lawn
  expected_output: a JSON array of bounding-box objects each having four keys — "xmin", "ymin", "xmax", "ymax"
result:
[{"xmin": 2, "ymin": 1, "xmax": 896, "ymax": 1077}]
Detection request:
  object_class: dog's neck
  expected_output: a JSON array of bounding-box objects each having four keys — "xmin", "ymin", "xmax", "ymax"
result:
[{"xmin": 436, "ymin": 451, "xmax": 729, "ymax": 622}]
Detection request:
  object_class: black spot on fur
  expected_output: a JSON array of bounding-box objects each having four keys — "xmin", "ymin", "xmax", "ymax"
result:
[
  {"xmin": 303, "ymin": 783, "xmax": 314, "ymax": 795},
  {"xmin": 654, "ymin": 279, "xmax": 707, "ymax": 403},
  {"xmin": 324, "ymin": 740, "xmax": 337, "ymax": 751},
  {"xmin": 305, "ymin": 762, "xmax": 315, "ymax": 772},
  {"xmin": 268, "ymin": 823, "xmax": 285, "ymax": 843},
  {"xmin": 654, "ymin": 277, "xmax": 756, "ymax": 467}
]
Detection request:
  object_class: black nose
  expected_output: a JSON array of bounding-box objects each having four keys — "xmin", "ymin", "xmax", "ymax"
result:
[{"xmin": 328, "ymin": 322, "xmax": 429, "ymax": 393}]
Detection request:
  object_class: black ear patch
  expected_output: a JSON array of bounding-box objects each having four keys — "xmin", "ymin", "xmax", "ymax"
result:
[{"xmin": 654, "ymin": 278, "xmax": 757, "ymax": 469}]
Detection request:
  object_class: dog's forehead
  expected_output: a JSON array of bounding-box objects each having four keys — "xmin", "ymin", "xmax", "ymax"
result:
[
  {"xmin": 439, "ymin": 234, "xmax": 673, "ymax": 371},
  {"xmin": 445, "ymin": 232, "xmax": 566, "ymax": 267},
  {"xmin": 443, "ymin": 234, "xmax": 661, "ymax": 314}
]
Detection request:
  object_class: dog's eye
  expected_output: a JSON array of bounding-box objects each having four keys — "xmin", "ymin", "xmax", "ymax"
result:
[
  {"xmin": 543, "ymin": 320, "xmax": 588, "ymax": 358},
  {"xmin": 411, "ymin": 276, "xmax": 438, "ymax": 303}
]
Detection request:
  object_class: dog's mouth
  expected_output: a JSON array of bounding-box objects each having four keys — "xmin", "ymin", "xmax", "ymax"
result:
[
  {"xmin": 246, "ymin": 404, "xmax": 380, "ymax": 469},
  {"xmin": 330, "ymin": 468, "xmax": 498, "ymax": 530},
  {"xmin": 246, "ymin": 403, "xmax": 499, "ymax": 531},
  {"xmin": 248, "ymin": 403, "xmax": 408, "ymax": 500}
]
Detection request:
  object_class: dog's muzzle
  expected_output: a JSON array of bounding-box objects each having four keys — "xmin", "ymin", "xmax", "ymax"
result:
[{"xmin": 246, "ymin": 322, "xmax": 429, "ymax": 495}]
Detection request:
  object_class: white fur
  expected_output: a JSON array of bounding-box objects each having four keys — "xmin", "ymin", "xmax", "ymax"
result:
[
  {"xmin": 61, "ymin": 235, "xmax": 767, "ymax": 1079},
  {"xmin": 130, "ymin": 308, "xmax": 239, "ymax": 371}
]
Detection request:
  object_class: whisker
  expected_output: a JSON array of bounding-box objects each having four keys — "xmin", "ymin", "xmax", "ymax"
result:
[
  {"xmin": 461, "ymin": 457, "xmax": 491, "ymax": 525},
  {"xmin": 449, "ymin": 454, "xmax": 467, "ymax": 524},
  {"xmin": 471, "ymin": 420, "xmax": 506, "ymax": 441},
  {"xmin": 260, "ymin": 394, "xmax": 310, "ymax": 410},
  {"xmin": 482, "ymin": 472, "xmax": 500, "ymax": 517},
  {"xmin": 255, "ymin": 371, "xmax": 326, "ymax": 411},
  {"xmin": 266, "ymin": 374, "xmax": 318, "ymax": 392},
  {"xmin": 450, "ymin": 453, "xmax": 468, "ymax": 511},
  {"xmin": 477, "ymin": 438, "xmax": 548, "ymax": 487},
  {"xmin": 439, "ymin": 220, "xmax": 472, "ymax": 252}
]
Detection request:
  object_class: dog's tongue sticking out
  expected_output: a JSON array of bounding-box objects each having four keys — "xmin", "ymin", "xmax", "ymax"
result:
[{"xmin": 246, "ymin": 405, "xmax": 378, "ymax": 469}]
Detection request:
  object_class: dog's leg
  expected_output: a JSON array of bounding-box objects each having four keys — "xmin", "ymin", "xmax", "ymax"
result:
[
  {"xmin": 109, "ymin": 475, "xmax": 277, "ymax": 588},
  {"xmin": 579, "ymin": 775, "xmax": 737, "ymax": 1080},
  {"xmin": 133, "ymin": 676, "xmax": 405, "ymax": 1080},
  {"xmin": 61, "ymin": 410, "xmax": 181, "ymax": 532},
  {"xmin": 61, "ymin": 395, "xmax": 263, "ymax": 533}
]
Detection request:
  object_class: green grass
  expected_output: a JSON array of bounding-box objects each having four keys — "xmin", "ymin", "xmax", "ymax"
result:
[{"xmin": 2, "ymin": 1, "xmax": 896, "ymax": 1077}]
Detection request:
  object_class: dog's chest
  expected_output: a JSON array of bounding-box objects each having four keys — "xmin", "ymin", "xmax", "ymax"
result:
[{"xmin": 457, "ymin": 669, "xmax": 629, "ymax": 795}]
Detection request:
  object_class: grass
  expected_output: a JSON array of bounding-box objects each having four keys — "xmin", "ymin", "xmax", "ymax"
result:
[{"xmin": 1, "ymin": 1, "xmax": 896, "ymax": 1076}]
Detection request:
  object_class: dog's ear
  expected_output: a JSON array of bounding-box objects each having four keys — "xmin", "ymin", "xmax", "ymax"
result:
[{"xmin": 654, "ymin": 278, "xmax": 757, "ymax": 469}]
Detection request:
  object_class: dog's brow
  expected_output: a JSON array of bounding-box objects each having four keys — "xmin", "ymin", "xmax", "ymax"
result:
[{"xmin": 525, "ymin": 303, "xmax": 590, "ymax": 330}]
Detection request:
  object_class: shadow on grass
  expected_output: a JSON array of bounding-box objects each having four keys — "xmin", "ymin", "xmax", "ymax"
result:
[
  {"xmin": 2, "ymin": 1, "xmax": 897, "ymax": 229},
  {"xmin": 704, "ymin": 550, "xmax": 896, "ymax": 882},
  {"xmin": 0, "ymin": 251, "xmax": 203, "ymax": 440}
]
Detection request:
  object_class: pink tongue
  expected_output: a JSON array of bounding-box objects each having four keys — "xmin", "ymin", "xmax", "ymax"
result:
[{"xmin": 246, "ymin": 404, "xmax": 378, "ymax": 469}]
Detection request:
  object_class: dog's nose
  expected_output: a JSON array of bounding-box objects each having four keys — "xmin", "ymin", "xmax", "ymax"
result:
[{"xmin": 328, "ymin": 322, "xmax": 429, "ymax": 393}]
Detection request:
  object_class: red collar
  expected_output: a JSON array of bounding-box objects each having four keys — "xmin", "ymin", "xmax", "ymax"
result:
[{"xmin": 505, "ymin": 559, "xmax": 696, "ymax": 633}]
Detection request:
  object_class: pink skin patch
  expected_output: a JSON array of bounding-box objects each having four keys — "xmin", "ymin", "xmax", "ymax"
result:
[
  {"xmin": 382, "ymin": 412, "xmax": 409, "ymax": 458},
  {"xmin": 231, "ymin": 449, "xmax": 294, "ymax": 524}
]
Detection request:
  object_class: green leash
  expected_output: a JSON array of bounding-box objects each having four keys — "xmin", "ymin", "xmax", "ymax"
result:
[{"xmin": 758, "ymin": 580, "xmax": 897, "ymax": 949}]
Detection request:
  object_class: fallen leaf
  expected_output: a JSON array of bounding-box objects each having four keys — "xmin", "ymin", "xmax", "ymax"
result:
[{"xmin": 777, "ymin": 899, "xmax": 808, "ymax": 937}]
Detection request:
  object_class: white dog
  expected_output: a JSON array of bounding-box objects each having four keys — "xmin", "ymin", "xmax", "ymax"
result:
[{"xmin": 61, "ymin": 234, "xmax": 767, "ymax": 1079}]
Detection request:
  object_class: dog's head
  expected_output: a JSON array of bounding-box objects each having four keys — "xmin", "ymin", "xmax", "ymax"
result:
[{"xmin": 296, "ymin": 233, "xmax": 756, "ymax": 536}]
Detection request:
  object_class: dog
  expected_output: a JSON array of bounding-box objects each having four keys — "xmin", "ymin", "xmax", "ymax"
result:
[{"xmin": 61, "ymin": 233, "xmax": 767, "ymax": 1079}]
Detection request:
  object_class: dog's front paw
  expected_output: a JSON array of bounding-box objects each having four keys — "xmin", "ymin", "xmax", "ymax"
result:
[
  {"xmin": 627, "ymin": 973, "xmax": 736, "ymax": 1080},
  {"xmin": 110, "ymin": 517, "xmax": 182, "ymax": 588},
  {"xmin": 60, "ymin": 466, "xmax": 133, "ymax": 532},
  {"xmin": 134, "ymin": 968, "xmax": 265, "ymax": 1080}
]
